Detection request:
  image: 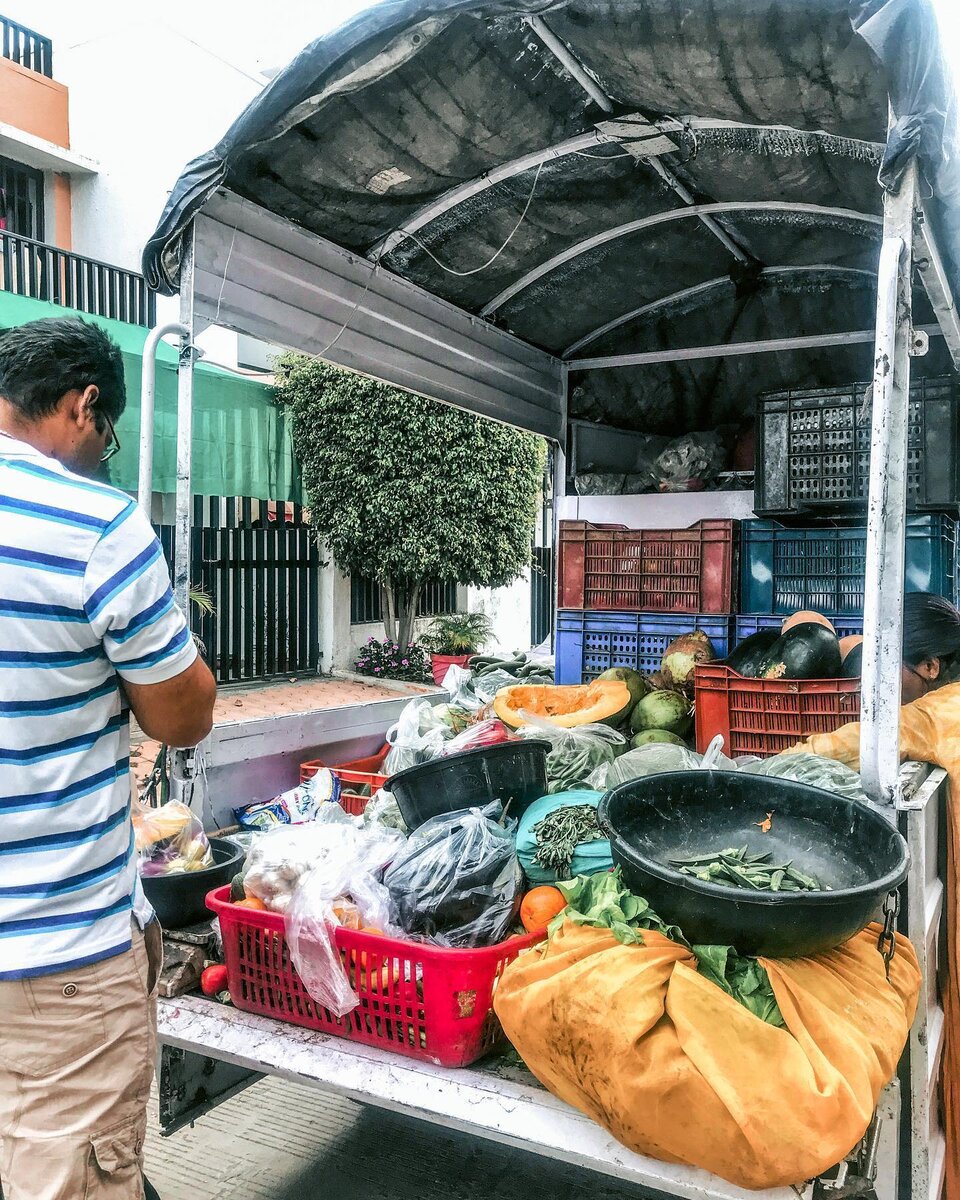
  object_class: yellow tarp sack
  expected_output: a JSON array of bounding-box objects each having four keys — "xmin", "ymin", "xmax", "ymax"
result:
[{"xmin": 494, "ymin": 921, "xmax": 919, "ymax": 1190}]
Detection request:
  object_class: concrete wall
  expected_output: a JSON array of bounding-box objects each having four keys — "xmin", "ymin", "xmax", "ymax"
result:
[{"xmin": 0, "ymin": 57, "xmax": 69, "ymax": 145}]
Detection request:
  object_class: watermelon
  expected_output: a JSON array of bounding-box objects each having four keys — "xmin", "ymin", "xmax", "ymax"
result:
[
  {"xmin": 760, "ymin": 623, "xmax": 842, "ymax": 680},
  {"xmin": 725, "ymin": 630, "xmax": 780, "ymax": 678}
]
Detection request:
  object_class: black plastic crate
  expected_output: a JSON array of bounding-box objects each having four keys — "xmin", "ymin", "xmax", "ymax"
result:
[{"xmin": 755, "ymin": 376, "xmax": 960, "ymax": 516}]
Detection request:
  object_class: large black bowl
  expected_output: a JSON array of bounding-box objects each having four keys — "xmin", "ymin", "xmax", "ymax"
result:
[
  {"xmin": 141, "ymin": 836, "xmax": 245, "ymax": 929},
  {"xmin": 388, "ymin": 740, "xmax": 550, "ymax": 830},
  {"xmin": 597, "ymin": 771, "xmax": 909, "ymax": 958}
]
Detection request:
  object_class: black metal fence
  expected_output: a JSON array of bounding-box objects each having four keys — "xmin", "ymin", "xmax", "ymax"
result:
[
  {"xmin": 0, "ymin": 229, "xmax": 156, "ymax": 326},
  {"xmin": 350, "ymin": 575, "xmax": 458, "ymax": 626},
  {"xmin": 1, "ymin": 15, "xmax": 52, "ymax": 76},
  {"xmin": 531, "ymin": 546, "xmax": 554, "ymax": 647},
  {"xmin": 157, "ymin": 498, "xmax": 321, "ymax": 685}
]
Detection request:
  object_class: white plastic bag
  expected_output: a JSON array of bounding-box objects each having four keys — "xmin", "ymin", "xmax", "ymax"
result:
[
  {"xmin": 384, "ymin": 698, "xmax": 451, "ymax": 773},
  {"xmin": 515, "ymin": 715, "xmax": 624, "ymax": 793},
  {"xmin": 590, "ymin": 742, "xmax": 704, "ymax": 789}
]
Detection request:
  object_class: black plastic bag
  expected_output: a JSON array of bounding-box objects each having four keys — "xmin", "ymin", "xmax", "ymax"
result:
[{"xmin": 383, "ymin": 802, "xmax": 522, "ymax": 948}]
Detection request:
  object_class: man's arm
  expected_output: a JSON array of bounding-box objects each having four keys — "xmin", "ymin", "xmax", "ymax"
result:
[
  {"xmin": 83, "ymin": 501, "xmax": 217, "ymax": 748},
  {"xmin": 123, "ymin": 655, "xmax": 216, "ymax": 748}
]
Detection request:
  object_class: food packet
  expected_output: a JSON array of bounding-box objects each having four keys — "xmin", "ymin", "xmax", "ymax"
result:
[{"xmin": 134, "ymin": 798, "xmax": 213, "ymax": 877}]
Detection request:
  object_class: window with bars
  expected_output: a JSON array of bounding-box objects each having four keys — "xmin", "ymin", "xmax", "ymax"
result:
[
  {"xmin": 0, "ymin": 156, "xmax": 44, "ymax": 241},
  {"xmin": 350, "ymin": 576, "xmax": 459, "ymax": 625}
]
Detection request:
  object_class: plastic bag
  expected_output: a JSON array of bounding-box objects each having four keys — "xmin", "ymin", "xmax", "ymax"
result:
[
  {"xmin": 134, "ymin": 799, "xmax": 213, "ymax": 876},
  {"xmin": 515, "ymin": 718, "xmax": 624, "ymax": 793},
  {"xmin": 655, "ymin": 432, "xmax": 726, "ymax": 492},
  {"xmin": 743, "ymin": 752, "xmax": 870, "ymax": 803},
  {"xmin": 516, "ymin": 790, "xmax": 612, "ymax": 883},
  {"xmin": 441, "ymin": 718, "xmax": 516, "ymax": 756},
  {"xmin": 362, "ymin": 788, "xmax": 409, "ymax": 834},
  {"xmin": 286, "ymin": 818, "xmax": 405, "ymax": 1017},
  {"xmin": 384, "ymin": 698, "xmax": 453, "ymax": 773},
  {"xmin": 574, "ymin": 472, "xmax": 627, "ymax": 496},
  {"xmin": 384, "ymin": 803, "xmax": 522, "ymax": 947},
  {"xmin": 591, "ymin": 742, "xmax": 704, "ymax": 789}
]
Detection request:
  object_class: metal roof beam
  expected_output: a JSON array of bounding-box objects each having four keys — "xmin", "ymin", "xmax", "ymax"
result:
[
  {"xmin": 524, "ymin": 17, "xmax": 753, "ymax": 268},
  {"xmin": 562, "ymin": 265, "xmax": 879, "ymax": 357},
  {"xmin": 567, "ymin": 324, "xmax": 942, "ymax": 370},
  {"xmin": 482, "ymin": 201, "xmax": 883, "ymax": 316},
  {"xmin": 915, "ymin": 198, "xmax": 960, "ymax": 370}
]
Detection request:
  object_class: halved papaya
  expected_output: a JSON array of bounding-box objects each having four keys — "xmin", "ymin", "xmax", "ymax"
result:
[{"xmin": 493, "ymin": 680, "xmax": 633, "ymax": 729}]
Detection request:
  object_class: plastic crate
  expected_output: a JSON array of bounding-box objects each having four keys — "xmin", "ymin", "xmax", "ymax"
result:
[
  {"xmin": 734, "ymin": 614, "xmax": 864, "ymax": 643},
  {"xmin": 558, "ymin": 519, "xmax": 736, "ymax": 613},
  {"xmin": 755, "ymin": 375, "xmax": 960, "ymax": 515},
  {"xmin": 694, "ymin": 663, "xmax": 861, "ymax": 759},
  {"xmin": 556, "ymin": 610, "xmax": 732, "ymax": 683},
  {"xmin": 207, "ymin": 886, "xmax": 538, "ymax": 1068},
  {"xmin": 300, "ymin": 744, "xmax": 390, "ymax": 816},
  {"xmin": 740, "ymin": 516, "xmax": 956, "ymax": 616}
]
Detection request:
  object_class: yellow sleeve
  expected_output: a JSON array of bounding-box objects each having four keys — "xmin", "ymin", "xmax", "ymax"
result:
[{"xmin": 795, "ymin": 683, "xmax": 960, "ymax": 772}]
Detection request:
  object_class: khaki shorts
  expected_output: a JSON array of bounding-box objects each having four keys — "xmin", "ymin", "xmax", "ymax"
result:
[{"xmin": 0, "ymin": 919, "xmax": 162, "ymax": 1200}]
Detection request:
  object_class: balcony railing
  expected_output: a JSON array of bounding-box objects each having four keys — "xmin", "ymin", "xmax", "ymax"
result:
[
  {"xmin": 1, "ymin": 15, "xmax": 52, "ymax": 77},
  {"xmin": 0, "ymin": 229, "xmax": 157, "ymax": 327}
]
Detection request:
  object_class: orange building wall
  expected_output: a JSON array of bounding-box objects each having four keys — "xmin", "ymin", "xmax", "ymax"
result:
[
  {"xmin": 52, "ymin": 173, "xmax": 71, "ymax": 249},
  {"xmin": 0, "ymin": 58, "xmax": 69, "ymax": 147}
]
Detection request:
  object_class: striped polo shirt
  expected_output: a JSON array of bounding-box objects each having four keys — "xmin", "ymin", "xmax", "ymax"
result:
[{"xmin": 0, "ymin": 432, "xmax": 196, "ymax": 979}]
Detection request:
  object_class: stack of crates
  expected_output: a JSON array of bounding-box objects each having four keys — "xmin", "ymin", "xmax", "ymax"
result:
[
  {"xmin": 693, "ymin": 373, "xmax": 960, "ymax": 757},
  {"xmin": 555, "ymin": 520, "xmax": 737, "ymax": 684}
]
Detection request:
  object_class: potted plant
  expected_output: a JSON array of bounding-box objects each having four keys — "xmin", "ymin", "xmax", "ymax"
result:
[{"xmin": 423, "ymin": 612, "xmax": 494, "ymax": 686}]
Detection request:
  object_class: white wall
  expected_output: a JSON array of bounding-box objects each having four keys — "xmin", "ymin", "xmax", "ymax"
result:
[{"xmin": 556, "ymin": 490, "xmax": 758, "ymax": 527}]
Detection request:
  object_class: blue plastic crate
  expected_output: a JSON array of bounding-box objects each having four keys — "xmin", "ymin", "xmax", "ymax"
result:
[
  {"xmin": 734, "ymin": 614, "xmax": 864, "ymax": 643},
  {"xmin": 740, "ymin": 515, "xmax": 957, "ymax": 616},
  {"xmin": 556, "ymin": 610, "xmax": 733, "ymax": 684}
]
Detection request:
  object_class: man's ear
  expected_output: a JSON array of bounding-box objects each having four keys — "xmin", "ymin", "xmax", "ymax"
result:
[
  {"xmin": 919, "ymin": 657, "xmax": 941, "ymax": 682},
  {"xmin": 66, "ymin": 384, "xmax": 100, "ymax": 428}
]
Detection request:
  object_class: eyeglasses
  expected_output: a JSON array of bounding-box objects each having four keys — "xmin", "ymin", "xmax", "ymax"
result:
[{"xmin": 98, "ymin": 412, "xmax": 121, "ymax": 463}]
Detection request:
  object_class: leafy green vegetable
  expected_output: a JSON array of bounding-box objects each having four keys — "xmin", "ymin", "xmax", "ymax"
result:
[
  {"xmin": 532, "ymin": 805, "xmax": 603, "ymax": 876},
  {"xmin": 692, "ymin": 946, "xmax": 785, "ymax": 1028},
  {"xmin": 515, "ymin": 722, "xmax": 624, "ymax": 793},
  {"xmin": 549, "ymin": 869, "xmax": 785, "ymax": 1028}
]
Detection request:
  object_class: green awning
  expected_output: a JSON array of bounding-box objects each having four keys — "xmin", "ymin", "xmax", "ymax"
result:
[{"xmin": 0, "ymin": 292, "xmax": 302, "ymax": 503}]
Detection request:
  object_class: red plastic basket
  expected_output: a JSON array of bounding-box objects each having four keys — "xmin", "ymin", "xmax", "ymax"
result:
[
  {"xmin": 694, "ymin": 663, "xmax": 861, "ymax": 759},
  {"xmin": 300, "ymin": 745, "xmax": 390, "ymax": 816},
  {"xmin": 207, "ymin": 886, "xmax": 538, "ymax": 1067},
  {"xmin": 558, "ymin": 519, "xmax": 736, "ymax": 613}
]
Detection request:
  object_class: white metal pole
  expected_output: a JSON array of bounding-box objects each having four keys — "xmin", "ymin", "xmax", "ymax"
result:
[
  {"xmin": 173, "ymin": 228, "xmax": 196, "ymax": 622},
  {"xmin": 138, "ymin": 321, "xmax": 189, "ymax": 516},
  {"xmin": 860, "ymin": 161, "xmax": 919, "ymax": 807}
]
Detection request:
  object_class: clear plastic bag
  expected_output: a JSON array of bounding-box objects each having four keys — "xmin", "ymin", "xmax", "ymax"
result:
[
  {"xmin": 591, "ymin": 742, "xmax": 704, "ymax": 789},
  {"xmin": 134, "ymin": 799, "xmax": 213, "ymax": 877},
  {"xmin": 515, "ymin": 717, "xmax": 625, "ymax": 793},
  {"xmin": 742, "ymin": 752, "xmax": 870, "ymax": 803},
  {"xmin": 440, "ymin": 718, "xmax": 516, "ymax": 756},
  {"xmin": 655, "ymin": 432, "xmax": 726, "ymax": 493},
  {"xmin": 384, "ymin": 803, "xmax": 522, "ymax": 948},
  {"xmin": 362, "ymin": 788, "xmax": 409, "ymax": 834},
  {"xmin": 285, "ymin": 827, "xmax": 405, "ymax": 1018},
  {"xmin": 384, "ymin": 698, "xmax": 452, "ymax": 773}
]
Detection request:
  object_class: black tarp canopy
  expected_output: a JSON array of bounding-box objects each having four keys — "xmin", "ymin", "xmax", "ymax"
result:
[{"xmin": 143, "ymin": 0, "xmax": 960, "ymax": 438}]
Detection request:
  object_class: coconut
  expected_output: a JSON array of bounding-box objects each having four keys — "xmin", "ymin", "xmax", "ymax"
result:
[
  {"xmin": 597, "ymin": 667, "xmax": 648, "ymax": 708},
  {"xmin": 660, "ymin": 631, "xmax": 716, "ymax": 689},
  {"xmin": 630, "ymin": 728, "xmax": 687, "ymax": 749},
  {"xmin": 630, "ymin": 690, "xmax": 692, "ymax": 737}
]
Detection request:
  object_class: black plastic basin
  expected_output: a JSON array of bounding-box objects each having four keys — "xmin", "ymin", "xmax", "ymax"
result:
[
  {"xmin": 388, "ymin": 740, "xmax": 550, "ymax": 830},
  {"xmin": 597, "ymin": 771, "xmax": 909, "ymax": 958},
  {"xmin": 140, "ymin": 836, "xmax": 244, "ymax": 929}
]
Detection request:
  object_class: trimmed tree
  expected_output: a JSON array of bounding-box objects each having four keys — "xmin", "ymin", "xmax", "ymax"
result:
[{"xmin": 273, "ymin": 356, "xmax": 547, "ymax": 648}]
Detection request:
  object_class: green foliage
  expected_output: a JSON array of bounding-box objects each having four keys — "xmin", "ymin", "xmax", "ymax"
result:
[
  {"xmin": 421, "ymin": 611, "xmax": 493, "ymax": 655},
  {"xmin": 274, "ymin": 355, "xmax": 546, "ymax": 642}
]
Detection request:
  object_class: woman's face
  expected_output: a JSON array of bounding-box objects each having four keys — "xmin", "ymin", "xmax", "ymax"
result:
[{"xmin": 901, "ymin": 657, "xmax": 942, "ymax": 703}]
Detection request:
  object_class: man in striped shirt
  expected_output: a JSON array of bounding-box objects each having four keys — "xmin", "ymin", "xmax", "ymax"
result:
[{"xmin": 0, "ymin": 318, "xmax": 216, "ymax": 1199}]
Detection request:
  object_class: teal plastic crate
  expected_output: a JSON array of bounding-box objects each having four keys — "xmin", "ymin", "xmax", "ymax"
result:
[{"xmin": 740, "ymin": 515, "xmax": 956, "ymax": 616}]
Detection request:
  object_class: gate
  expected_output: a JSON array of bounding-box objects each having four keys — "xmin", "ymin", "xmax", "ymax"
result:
[
  {"xmin": 157, "ymin": 497, "xmax": 321, "ymax": 684},
  {"xmin": 531, "ymin": 545, "xmax": 554, "ymax": 647}
]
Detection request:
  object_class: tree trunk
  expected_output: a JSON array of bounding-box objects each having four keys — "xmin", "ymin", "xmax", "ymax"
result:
[
  {"xmin": 381, "ymin": 584, "xmax": 398, "ymax": 643},
  {"xmin": 395, "ymin": 580, "xmax": 422, "ymax": 651}
]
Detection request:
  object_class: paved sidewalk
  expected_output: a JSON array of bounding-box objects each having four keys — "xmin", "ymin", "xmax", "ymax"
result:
[{"xmin": 146, "ymin": 1075, "xmax": 650, "ymax": 1200}]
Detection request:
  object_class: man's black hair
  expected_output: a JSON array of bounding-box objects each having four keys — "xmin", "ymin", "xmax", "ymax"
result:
[
  {"xmin": 902, "ymin": 592, "xmax": 960, "ymax": 669},
  {"xmin": 0, "ymin": 317, "xmax": 126, "ymax": 423}
]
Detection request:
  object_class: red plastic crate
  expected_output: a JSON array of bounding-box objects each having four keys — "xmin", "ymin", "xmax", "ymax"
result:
[
  {"xmin": 694, "ymin": 663, "xmax": 860, "ymax": 759},
  {"xmin": 558, "ymin": 519, "xmax": 736, "ymax": 613},
  {"xmin": 300, "ymin": 744, "xmax": 390, "ymax": 816},
  {"xmin": 207, "ymin": 886, "xmax": 538, "ymax": 1068}
]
